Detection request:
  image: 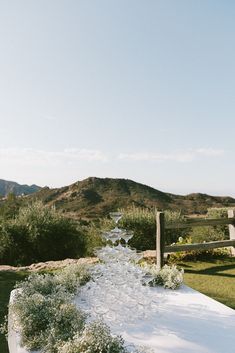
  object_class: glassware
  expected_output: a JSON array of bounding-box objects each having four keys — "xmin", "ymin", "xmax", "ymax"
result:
[
  {"xmin": 121, "ymin": 230, "xmax": 134, "ymax": 245},
  {"xmin": 76, "ymin": 211, "xmax": 162, "ymax": 328},
  {"xmin": 109, "ymin": 212, "xmax": 123, "ymax": 224}
]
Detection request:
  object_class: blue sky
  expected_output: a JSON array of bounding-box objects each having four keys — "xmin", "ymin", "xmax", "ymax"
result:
[{"xmin": 0, "ymin": 0, "xmax": 235, "ymax": 196}]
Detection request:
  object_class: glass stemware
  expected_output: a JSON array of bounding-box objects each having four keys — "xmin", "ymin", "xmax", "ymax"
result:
[
  {"xmin": 109, "ymin": 212, "xmax": 123, "ymax": 224},
  {"xmin": 76, "ymin": 211, "xmax": 162, "ymax": 328},
  {"xmin": 121, "ymin": 230, "xmax": 134, "ymax": 245}
]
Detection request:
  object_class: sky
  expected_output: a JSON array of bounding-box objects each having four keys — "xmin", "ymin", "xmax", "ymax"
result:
[{"xmin": 0, "ymin": 0, "xmax": 235, "ymax": 196}]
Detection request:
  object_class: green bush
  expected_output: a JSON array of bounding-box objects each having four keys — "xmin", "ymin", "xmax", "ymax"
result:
[
  {"xmin": 119, "ymin": 207, "xmax": 156, "ymax": 250},
  {"xmin": 84, "ymin": 222, "xmax": 105, "ymax": 257},
  {"xmin": 0, "ymin": 193, "xmax": 22, "ymax": 219},
  {"xmin": 187, "ymin": 207, "xmax": 230, "ymax": 244},
  {"xmin": 0, "ymin": 201, "xmax": 86, "ymax": 265},
  {"xmin": 168, "ymin": 247, "xmax": 231, "ymax": 262},
  {"xmin": 188, "ymin": 226, "xmax": 226, "ymax": 243}
]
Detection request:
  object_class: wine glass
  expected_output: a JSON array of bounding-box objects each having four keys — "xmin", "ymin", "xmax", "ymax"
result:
[
  {"xmin": 101, "ymin": 231, "xmax": 112, "ymax": 243},
  {"xmin": 109, "ymin": 233, "xmax": 120, "ymax": 245},
  {"xmin": 109, "ymin": 212, "xmax": 123, "ymax": 225},
  {"xmin": 121, "ymin": 230, "xmax": 134, "ymax": 246},
  {"xmin": 141, "ymin": 274, "xmax": 155, "ymax": 286}
]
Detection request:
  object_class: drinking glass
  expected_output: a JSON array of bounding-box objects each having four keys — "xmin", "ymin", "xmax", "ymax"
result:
[
  {"xmin": 121, "ymin": 231, "xmax": 134, "ymax": 245},
  {"xmin": 109, "ymin": 212, "xmax": 123, "ymax": 224}
]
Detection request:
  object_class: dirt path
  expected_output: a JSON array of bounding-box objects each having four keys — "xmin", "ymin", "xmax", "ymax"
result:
[
  {"xmin": 0, "ymin": 250, "xmax": 154, "ymax": 272},
  {"xmin": 0, "ymin": 257, "xmax": 98, "ymax": 272}
]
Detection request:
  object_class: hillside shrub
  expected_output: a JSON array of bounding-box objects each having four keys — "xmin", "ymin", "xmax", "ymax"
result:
[
  {"xmin": 84, "ymin": 222, "xmax": 105, "ymax": 257},
  {"xmin": 0, "ymin": 201, "xmax": 86, "ymax": 265},
  {"xmin": 187, "ymin": 207, "xmax": 230, "ymax": 244},
  {"xmin": 0, "ymin": 192, "xmax": 22, "ymax": 219}
]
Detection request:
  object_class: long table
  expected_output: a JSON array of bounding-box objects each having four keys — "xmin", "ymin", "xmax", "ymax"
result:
[{"xmin": 8, "ymin": 285, "xmax": 235, "ymax": 353}]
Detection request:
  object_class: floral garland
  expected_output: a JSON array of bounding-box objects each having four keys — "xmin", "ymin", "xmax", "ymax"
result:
[{"xmin": 3, "ymin": 262, "xmax": 184, "ymax": 353}]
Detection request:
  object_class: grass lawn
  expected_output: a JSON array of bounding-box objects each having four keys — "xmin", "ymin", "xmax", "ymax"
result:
[
  {"xmin": 0, "ymin": 258, "xmax": 234, "ymax": 353},
  {"xmin": 0, "ymin": 271, "xmax": 28, "ymax": 353},
  {"xmin": 178, "ymin": 258, "xmax": 235, "ymax": 309}
]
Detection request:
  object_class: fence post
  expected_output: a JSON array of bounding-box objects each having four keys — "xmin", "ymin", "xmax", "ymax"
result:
[
  {"xmin": 156, "ymin": 212, "xmax": 165, "ymax": 269},
  {"xmin": 228, "ymin": 209, "xmax": 235, "ymax": 256}
]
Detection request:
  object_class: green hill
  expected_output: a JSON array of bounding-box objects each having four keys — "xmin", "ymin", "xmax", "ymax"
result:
[{"xmin": 31, "ymin": 177, "xmax": 235, "ymax": 219}]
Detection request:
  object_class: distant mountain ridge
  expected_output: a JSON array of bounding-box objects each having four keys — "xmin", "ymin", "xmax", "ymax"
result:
[
  {"xmin": 31, "ymin": 177, "xmax": 235, "ymax": 218},
  {"xmin": 0, "ymin": 179, "xmax": 41, "ymax": 197}
]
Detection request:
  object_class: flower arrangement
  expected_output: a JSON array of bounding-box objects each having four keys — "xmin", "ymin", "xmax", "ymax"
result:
[
  {"xmin": 9, "ymin": 265, "xmax": 90, "ymax": 352},
  {"xmin": 5, "ymin": 264, "xmax": 148, "ymax": 353},
  {"xmin": 141, "ymin": 264, "xmax": 184, "ymax": 289},
  {"xmin": 58, "ymin": 321, "xmax": 127, "ymax": 353}
]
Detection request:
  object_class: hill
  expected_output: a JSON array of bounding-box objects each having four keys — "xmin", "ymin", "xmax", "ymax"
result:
[
  {"xmin": 0, "ymin": 179, "xmax": 41, "ymax": 197},
  {"xmin": 31, "ymin": 177, "xmax": 235, "ymax": 219}
]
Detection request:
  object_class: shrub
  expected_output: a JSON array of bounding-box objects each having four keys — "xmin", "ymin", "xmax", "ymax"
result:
[
  {"xmin": 0, "ymin": 201, "xmax": 86, "ymax": 265},
  {"xmin": 84, "ymin": 222, "xmax": 105, "ymax": 257},
  {"xmin": 0, "ymin": 192, "xmax": 22, "ymax": 219},
  {"xmin": 186, "ymin": 207, "xmax": 230, "ymax": 244},
  {"xmin": 0, "ymin": 220, "xmax": 31, "ymax": 265},
  {"xmin": 188, "ymin": 226, "xmax": 226, "ymax": 243},
  {"xmin": 168, "ymin": 235, "xmax": 231, "ymax": 263},
  {"xmin": 119, "ymin": 207, "xmax": 156, "ymax": 250}
]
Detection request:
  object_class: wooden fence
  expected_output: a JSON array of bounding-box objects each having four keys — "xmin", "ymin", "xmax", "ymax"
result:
[{"xmin": 156, "ymin": 209, "xmax": 235, "ymax": 269}]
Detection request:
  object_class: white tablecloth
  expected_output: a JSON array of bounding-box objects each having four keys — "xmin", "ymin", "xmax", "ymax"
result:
[{"xmin": 8, "ymin": 285, "xmax": 235, "ymax": 353}]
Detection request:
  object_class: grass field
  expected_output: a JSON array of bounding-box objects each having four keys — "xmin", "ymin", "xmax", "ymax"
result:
[
  {"xmin": 179, "ymin": 258, "xmax": 235, "ymax": 309},
  {"xmin": 0, "ymin": 258, "xmax": 234, "ymax": 353},
  {"xmin": 0, "ymin": 271, "xmax": 28, "ymax": 353}
]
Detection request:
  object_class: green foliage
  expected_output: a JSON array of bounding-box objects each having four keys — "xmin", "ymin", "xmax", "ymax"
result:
[
  {"xmin": 168, "ymin": 247, "xmax": 231, "ymax": 262},
  {"xmin": 119, "ymin": 207, "xmax": 156, "ymax": 250},
  {"xmin": 0, "ymin": 201, "xmax": 86, "ymax": 265},
  {"xmin": 186, "ymin": 207, "xmax": 230, "ymax": 245},
  {"xmin": 84, "ymin": 222, "xmax": 105, "ymax": 257},
  {"xmin": 168, "ymin": 207, "xmax": 233, "ymax": 262},
  {"xmin": 188, "ymin": 226, "xmax": 226, "ymax": 243},
  {"xmin": 0, "ymin": 193, "xmax": 21, "ymax": 219},
  {"xmin": 168, "ymin": 235, "xmax": 231, "ymax": 263},
  {"xmin": 206, "ymin": 207, "xmax": 230, "ymax": 218},
  {"xmin": 164, "ymin": 210, "xmax": 189, "ymax": 245}
]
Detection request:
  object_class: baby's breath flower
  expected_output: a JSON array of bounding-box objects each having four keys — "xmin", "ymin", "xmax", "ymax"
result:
[{"xmin": 141, "ymin": 263, "xmax": 184, "ymax": 289}]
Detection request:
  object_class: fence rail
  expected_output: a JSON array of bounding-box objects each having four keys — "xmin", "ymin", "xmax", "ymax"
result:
[
  {"xmin": 156, "ymin": 209, "xmax": 235, "ymax": 269},
  {"xmin": 165, "ymin": 217, "xmax": 235, "ymax": 229},
  {"xmin": 165, "ymin": 239, "xmax": 235, "ymax": 253}
]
